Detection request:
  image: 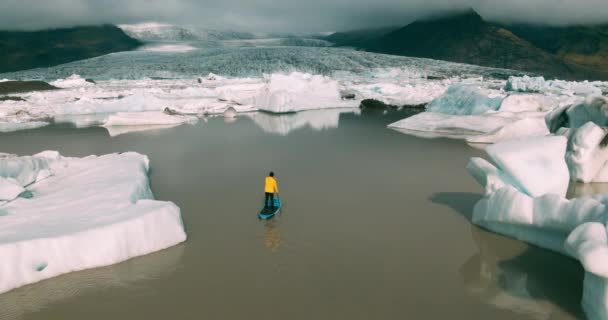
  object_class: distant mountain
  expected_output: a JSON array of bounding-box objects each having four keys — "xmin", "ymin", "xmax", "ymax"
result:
[
  {"xmin": 326, "ymin": 10, "xmax": 608, "ymax": 80},
  {"xmin": 119, "ymin": 23, "xmax": 256, "ymax": 42},
  {"xmin": 324, "ymin": 26, "xmax": 399, "ymax": 48},
  {"xmin": 0, "ymin": 25, "xmax": 141, "ymax": 73}
]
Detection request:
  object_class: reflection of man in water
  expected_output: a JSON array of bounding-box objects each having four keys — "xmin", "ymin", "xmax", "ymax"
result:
[{"xmin": 264, "ymin": 221, "xmax": 282, "ymax": 253}]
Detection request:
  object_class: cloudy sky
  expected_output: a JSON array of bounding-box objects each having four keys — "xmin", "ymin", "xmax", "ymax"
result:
[{"xmin": 1, "ymin": 0, "xmax": 607, "ymax": 32}]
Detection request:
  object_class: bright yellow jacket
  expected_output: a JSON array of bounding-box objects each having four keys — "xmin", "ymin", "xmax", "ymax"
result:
[{"xmin": 265, "ymin": 176, "xmax": 278, "ymax": 193}]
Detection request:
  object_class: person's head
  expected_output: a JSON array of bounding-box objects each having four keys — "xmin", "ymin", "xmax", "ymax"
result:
[{"xmin": 269, "ymin": 172, "xmax": 274, "ymax": 177}]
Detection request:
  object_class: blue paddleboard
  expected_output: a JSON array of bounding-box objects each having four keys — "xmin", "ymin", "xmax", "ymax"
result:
[{"xmin": 258, "ymin": 198, "xmax": 282, "ymax": 220}]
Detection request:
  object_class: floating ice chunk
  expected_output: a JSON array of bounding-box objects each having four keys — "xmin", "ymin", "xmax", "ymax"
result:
[
  {"xmin": 0, "ymin": 153, "xmax": 55, "ymax": 187},
  {"xmin": 566, "ymin": 223, "xmax": 608, "ymax": 277},
  {"xmin": 466, "ymin": 118, "xmax": 549, "ymax": 144},
  {"xmin": 388, "ymin": 112, "xmax": 516, "ymax": 139},
  {"xmin": 253, "ymin": 72, "xmax": 349, "ymax": 113},
  {"xmin": 545, "ymin": 104, "xmax": 572, "ymax": 133},
  {"xmin": 426, "ymin": 85, "xmax": 503, "ymax": 115},
  {"xmin": 566, "ymin": 122, "xmax": 608, "ymax": 183},
  {"xmin": 505, "ymin": 76, "xmax": 602, "ymax": 97},
  {"xmin": 0, "ymin": 177, "xmax": 25, "ymax": 201},
  {"xmin": 466, "ymin": 158, "xmax": 512, "ymax": 195},
  {"xmin": 0, "ymin": 121, "xmax": 49, "ymax": 133},
  {"xmin": 50, "ymin": 74, "xmax": 94, "ymax": 88},
  {"xmin": 223, "ymin": 107, "xmax": 237, "ymax": 118},
  {"xmin": 504, "ymin": 76, "xmax": 547, "ymax": 93},
  {"xmin": 486, "ymin": 136, "xmax": 569, "ymax": 197},
  {"xmin": 215, "ymin": 83, "xmax": 266, "ymax": 105},
  {"xmin": 566, "ymin": 96, "xmax": 608, "ymax": 129},
  {"xmin": 0, "ymin": 152, "xmax": 187, "ymax": 294},
  {"xmin": 348, "ymin": 81, "xmax": 446, "ymax": 107},
  {"xmin": 472, "ymin": 187, "xmax": 606, "ymax": 254},
  {"xmin": 103, "ymin": 112, "xmax": 198, "ymax": 126},
  {"xmin": 499, "ymin": 94, "xmax": 570, "ymax": 113},
  {"xmin": 205, "ymin": 73, "xmax": 225, "ymax": 81}
]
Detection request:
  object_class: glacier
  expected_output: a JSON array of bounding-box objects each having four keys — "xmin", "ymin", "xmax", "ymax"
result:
[{"xmin": 0, "ymin": 151, "xmax": 187, "ymax": 295}]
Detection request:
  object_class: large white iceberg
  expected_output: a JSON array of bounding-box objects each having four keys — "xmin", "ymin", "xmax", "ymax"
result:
[
  {"xmin": 0, "ymin": 151, "xmax": 186, "ymax": 294},
  {"xmin": 466, "ymin": 134, "xmax": 608, "ymax": 320},
  {"xmin": 253, "ymin": 72, "xmax": 353, "ymax": 113}
]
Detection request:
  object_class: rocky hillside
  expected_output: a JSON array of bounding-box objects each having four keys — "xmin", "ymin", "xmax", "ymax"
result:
[
  {"xmin": 327, "ymin": 10, "xmax": 608, "ymax": 81},
  {"xmin": 0, "ymin": 25, "xmax": 141, "ymax": 73}
]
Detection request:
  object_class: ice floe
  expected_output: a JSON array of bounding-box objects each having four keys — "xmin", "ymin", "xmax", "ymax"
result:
[
  {"xmin": 466, "ymin": 133, "xmax": 608, "ymax": 320},
  {"xmin": 0, "ymin": 151, "xmax": 186, "ymax": 294}
]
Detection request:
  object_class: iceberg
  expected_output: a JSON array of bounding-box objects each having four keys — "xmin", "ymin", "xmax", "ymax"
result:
[
  {"xmin": 426, "ymin": 84, "xmax": 504, "ymax": 115},
  {"xmin": 504, "ymin": 76, "xmax": 547, "ymax": 93},
  {"xmin": 49, "ymin": 74, "xmax": 94, "ymax": 88},
  {"xmin": 0, "ymin": 151, "xmax": 186, "ymax": 294},
  {"xmin": 564, "ymin": 122, "xmax": 608, "ymax": 183},
  {"xmin": 388, "ymin": 112, "xmax": 518, "ymax": 139},
  {"xmin": 466, "ymin": 135, "xmax": 608, "ymax": 320},
  {"xmin": 566, "ymin": 96, "xmax": 608, "ymax": 129},
  {"xmin": 505, "ymin": 76, "xmax": 603, "ymax": 97},
  {"xmin": 485, "ymin": 136, "xmax": 569, "ymax": 197},
  {"xmin": 253, "ymin": 72, "xmax": 354, "ymax": 113}
]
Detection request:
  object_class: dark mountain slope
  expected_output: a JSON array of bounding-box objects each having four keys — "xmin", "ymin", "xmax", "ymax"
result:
[
  {"xmin": 327, "ymin": 10, "xmax": 608, "ymax": 80},
  {"xmin": 0, "ymin": 25, "xmax": 141, "ymax": 73}
]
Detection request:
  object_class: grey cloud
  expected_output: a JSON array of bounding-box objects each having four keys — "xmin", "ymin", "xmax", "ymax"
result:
[{"xmin": 0, "ymin": 0, "xmax": 607, "ymax": 32}]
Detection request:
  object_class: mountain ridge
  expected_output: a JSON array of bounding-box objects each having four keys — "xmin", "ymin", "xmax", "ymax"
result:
[
  {"xmin": 0, "ymin": 25, "xmax": 141, "ymax": 74},
  {"xmin": 326, "ymin": 10, "xmax": 608, "ymax": 81}
]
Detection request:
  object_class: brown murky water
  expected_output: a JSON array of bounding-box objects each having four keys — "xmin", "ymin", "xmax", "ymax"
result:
[{"xmin": 0, "ymin": 110, "xmax": 584, "ymax": 320}]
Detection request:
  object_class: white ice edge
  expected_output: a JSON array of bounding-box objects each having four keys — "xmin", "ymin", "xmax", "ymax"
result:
[{"xmin": 0, "ymin": 152, "xmax": 187, "ymax": 295}]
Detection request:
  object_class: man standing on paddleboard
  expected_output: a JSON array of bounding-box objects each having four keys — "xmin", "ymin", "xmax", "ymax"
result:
[{"xmin": 265, "ymin": 172, "xmax": 279, "ymax": 209}]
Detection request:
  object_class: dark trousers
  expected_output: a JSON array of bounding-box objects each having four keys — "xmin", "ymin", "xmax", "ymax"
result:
[{"xmin": 265, "ymin": 192, "xmax": 274, "ymax": 208}]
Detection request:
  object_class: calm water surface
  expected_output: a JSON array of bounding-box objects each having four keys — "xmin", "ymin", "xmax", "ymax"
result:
[{"xmin": 0, "ymin": 109, "xmax": 584, "ymax": 320}]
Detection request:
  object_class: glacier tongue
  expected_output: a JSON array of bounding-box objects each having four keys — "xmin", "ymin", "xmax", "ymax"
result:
[{"xmin": 0, "ymin": 151, "xmax": 187, "ymax": 295}]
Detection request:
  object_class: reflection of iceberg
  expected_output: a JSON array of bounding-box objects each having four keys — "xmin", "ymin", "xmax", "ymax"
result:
[
  {"xmin": 247, "ymin": 108, "xmax": 358, "ymax": 136},
  {"xmin": 53, "ymin": 113, "xmax": 111, "ymax": 128},
  {"xmin": 105, "ymin": 124, "xmax": 182, "ymax": 137},
  {"xmin": 0, "ymin": 244, "xmax": 184, "ymax": 320},
  {"xmin": 461, "ymin": 226, "xmax": 583, "ymax": 319}
]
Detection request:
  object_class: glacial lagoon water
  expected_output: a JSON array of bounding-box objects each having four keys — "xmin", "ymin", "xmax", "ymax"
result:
[{"xmin": 0, "ymin": 109, "xmax": 584, "ymax": 320}]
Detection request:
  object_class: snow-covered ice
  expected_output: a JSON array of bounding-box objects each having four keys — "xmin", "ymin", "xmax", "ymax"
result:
[{"xmin": 0, "ymin": 151, "xmax": 187, "ymax": 294}]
